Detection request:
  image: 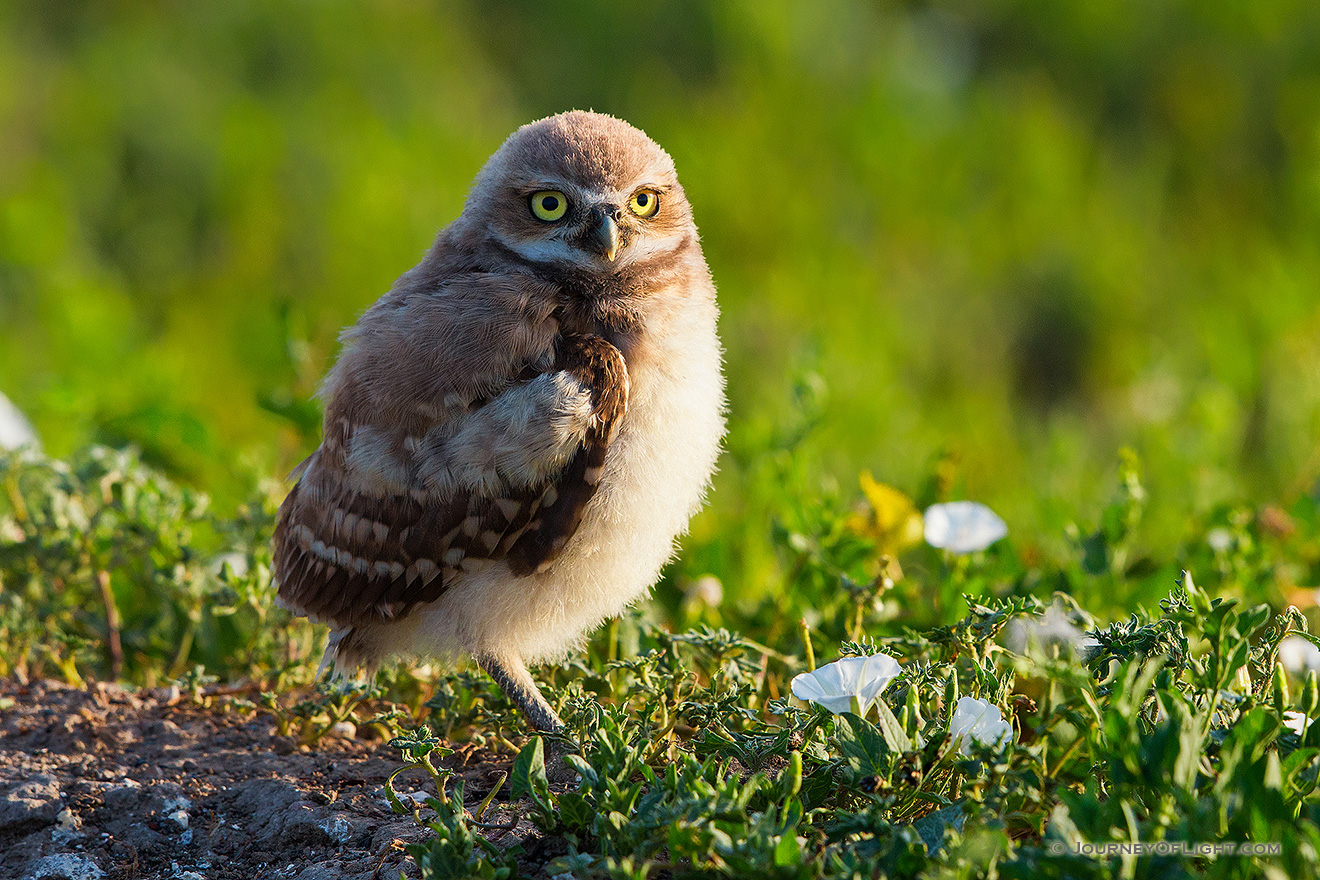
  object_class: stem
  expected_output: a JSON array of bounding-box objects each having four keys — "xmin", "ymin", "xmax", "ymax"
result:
[
  {"xmin": 167, "ymin": 572, "xmax": 203, "ymax": 680},
  {"xmin": 1047, "ymin": 735, "xmax": 1085, "ymax": 779},
  {"xmin": 4, "ymin": 473, "xmax": 27, "ymax": 522},
  {"xmin": 96, "ymin": 570, "xmax": 123, "ymax": 680},
  {"xmin": 306, "ymin": 688, "xmax": 362, "ymax": 745},
  {"xmin": 168, "ymin": 620, "xmax": 197, "ymax": 681},
  {"xmin": 474, "ymin": 772, "xmax": 506, "ymax": 822},
  {"xmin": 422, "ymin": 754, "xmax": 449, "ymax": 804},
  {"xmin": 470, "ymin": 817, "xmax": 521, "ymax": 833},
  {"xmin": 799, "ymin": 618, "xmax": 816, "ymax": 671},
  {"xmin": 493, "ymin": 728, "xmax": 520, "ymax": 755},
  {"xmin": 643, "ymin": 718, "xmax": 681, "ymax": 763},
  {"xmin": 738, "ymin": 636, "xmax": 797, "ymax": 666}
]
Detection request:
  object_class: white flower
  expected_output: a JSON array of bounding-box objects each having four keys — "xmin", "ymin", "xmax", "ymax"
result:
[
  {"xmin": 1231, "ymin": 664, "xmax": 1253, "ymax": 695},
  {"xmin": 923, "ymin": 502, "xmax": 1007, "ymax": 554},
  {"xmin": 949, "ymin": 696, "xmax": 1013, "ymax": 755},
  {"xmin": 1003, "ymin": 606, "xmax": 1097, "ymax": 659},
  {"xmin": 0, "ymin": 391, "xmax": 38, "ymax": 451},
  {"xmin": 1278, "ymin": 635, "xmax": 1320, "ymax": 674},
  {"xmin": 683, "ymin": 575, "xmax": 724, "ymax": 608},
  {"xmin": 210, "ymin": 551, "xmax": 251, "ymax": 579},
  {"xmin": 790, "ymin": 653, "xmax": 902, "ymax": 717},
  {"xmin": 1284, "ymin": 711, "xmax": 1313, "ymax": 737}
]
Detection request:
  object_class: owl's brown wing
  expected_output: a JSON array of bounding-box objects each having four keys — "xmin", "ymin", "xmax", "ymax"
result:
[{"xmin": 273, "ymin": 332, "xmax": 628, "ymax": 626}]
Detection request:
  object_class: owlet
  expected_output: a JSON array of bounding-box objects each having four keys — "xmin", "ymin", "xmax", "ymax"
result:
[{"xmin": 273, "ymin": 111, "xmax": 725, "ymax": 732}]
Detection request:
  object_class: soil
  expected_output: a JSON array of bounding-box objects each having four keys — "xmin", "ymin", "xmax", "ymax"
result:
[{"xmin": 0, "ymin": 679, "xmax": 538, "ymax": 880}]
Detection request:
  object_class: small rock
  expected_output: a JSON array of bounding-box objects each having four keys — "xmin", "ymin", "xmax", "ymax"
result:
[
  {"xmin": 53, "ymin": 806, "xmax": 83, "ymax": 843},
  {"xmin": 329, "ymin": 720, "xmax": 357, "ymax": 740},
  {"xmin": 103, "ymin": 781, "xmax": 146, "ymax": 813},
  {"xmin": 316, "ymin": 812, "xmax": 372, "ymax": 847},
  {"xmin": 28, "ymin": 853, "xmax": 105, "ymax": 880},
  {"xmin": 280, "ymin": 800, "xmax": 335, "ymax": 846},
  {"xmin": 163, "ymin": 795, "xmax": 192, "ymax": 829},
  {"xmin": 145, "ymin": 719, "xmax": 185, "ymax": 742},
  {"xmin": 272, "ymin": 736, "xmax": 299, "ymax": 755},
  {"xmin": 0, "ymin": 774, "xmax": 61, "ymax": 834},
  {"xmin": 322, "ymin": 814, "xmax": 352, "ymax": 844}
]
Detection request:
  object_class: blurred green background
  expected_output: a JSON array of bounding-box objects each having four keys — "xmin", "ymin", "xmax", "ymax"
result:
[{"xmin": 3, "ymin": 0, "xmax": 1319, "ymax": 593}]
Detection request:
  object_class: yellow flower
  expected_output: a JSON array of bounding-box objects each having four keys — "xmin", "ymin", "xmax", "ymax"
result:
[{"xmin": 850, "ymin": 471, "xmax": 925, "ymax": 557}]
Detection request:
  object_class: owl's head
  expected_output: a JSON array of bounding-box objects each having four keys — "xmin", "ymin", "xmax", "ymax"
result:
[{"xmin": 464, "ymin": 111, "xmax": 695, "ymax": 275}]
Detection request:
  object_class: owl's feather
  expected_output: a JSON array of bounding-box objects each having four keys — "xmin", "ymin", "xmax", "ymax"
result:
[{"xmin": 274, "ymin": 308, "xmax": 629, "ymax": 625}]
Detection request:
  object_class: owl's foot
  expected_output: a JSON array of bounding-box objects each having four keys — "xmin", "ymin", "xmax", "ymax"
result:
[
  {"xmin": 474, "ymin": 651, "xmax": 563, "ymax": 734},
  {"xmin": 474, "ymin": 652, "xmax": 579, "ymax": 781}
]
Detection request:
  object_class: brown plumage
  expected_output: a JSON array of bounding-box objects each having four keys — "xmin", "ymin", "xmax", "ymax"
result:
[
  {"xmin": 274, "ymin": 331, "xmax": 628, "ymax": 623},
  {"xmin": 272, "ymin": 111, "xmax": 725, "ymax": 733}
]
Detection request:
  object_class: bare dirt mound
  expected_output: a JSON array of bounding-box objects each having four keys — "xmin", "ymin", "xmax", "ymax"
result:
[{"xmin": 0, "ymin": 680, "xmax": 519, "ymax": 880}]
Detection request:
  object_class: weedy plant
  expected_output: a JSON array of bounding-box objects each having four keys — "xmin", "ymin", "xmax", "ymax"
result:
[
  {"xmin": 381, "ymin": 449, "xmax": 1320, "ymax": 878},
  {"xmin": 385, "ymin": 726, "xmax": 522, "ymax": 879},
  {"xmin": 386, "ymin": 573, "xmax": 1320, "ymax": 879},
  {"xmin": 4, "ymin": 443, "xmax": 1320, "ymax": 878},
  {"xmin": 0, "ymin": 445, "xmax": 300, "ymax": 685}
]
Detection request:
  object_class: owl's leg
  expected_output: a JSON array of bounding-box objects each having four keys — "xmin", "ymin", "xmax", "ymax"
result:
[
  {"xmin": 475, "ymin": 652, "xmax": 579, "ymax": 782},
  {"xmin": 474, "ymin": 651, "xmax": 563, "ymax": 733}
]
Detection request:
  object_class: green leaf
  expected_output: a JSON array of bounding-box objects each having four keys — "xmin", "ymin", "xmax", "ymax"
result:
[
  {"xmin": 773, "ymin": 828, "xmax": 802, "ymax": 866},
  {"xmin": 875, "ymin": 699, "xmax": 914, "ymax": 754},
  {"xmin": 557, "ymin": 791, "xmax": 595, "ymax": 834},
  {"xmin": 911, "ymin": 804, "xmax": 965, "ymax": 856},
  {"xmin": 1281, "ymin": 747, "xmax": 1319, "ymax": 795},
  {"xmin": 835, "ymin": 713, "xmax": 890, "ymax": 778},
  {"xmin": 510, "ymin": 737, "xmax": 550, "ymax": 807}
]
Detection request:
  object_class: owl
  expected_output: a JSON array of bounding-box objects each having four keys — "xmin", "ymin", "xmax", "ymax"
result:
[{"xmin": 273, "ymin": 111, "xmax": 725, "ymax": 733}]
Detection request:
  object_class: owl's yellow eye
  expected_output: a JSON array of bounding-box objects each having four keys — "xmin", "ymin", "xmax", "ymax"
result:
[
  {"xmin": 530, "ymin": 190, "xmax": 568, "ymax": 221},
  {"xmin": 628, "ymin": 189, "xmax": 660, "ymax": 218}
]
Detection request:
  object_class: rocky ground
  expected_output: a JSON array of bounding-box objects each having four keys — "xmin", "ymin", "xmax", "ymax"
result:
[{"xmin": 0, "ymin": 679, "xmax": 530, "ymax": 880}]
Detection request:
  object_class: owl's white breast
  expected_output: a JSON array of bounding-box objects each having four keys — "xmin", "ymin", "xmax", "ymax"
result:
[{"xmin": 384, "ymin": 281, "xmax": 725, "ymax": 665}]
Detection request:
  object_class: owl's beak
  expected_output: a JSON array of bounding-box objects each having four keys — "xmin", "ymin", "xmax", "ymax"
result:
[{"xmin": 588, "ymin": 211, "xmax": 621, "ymax": 262}]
